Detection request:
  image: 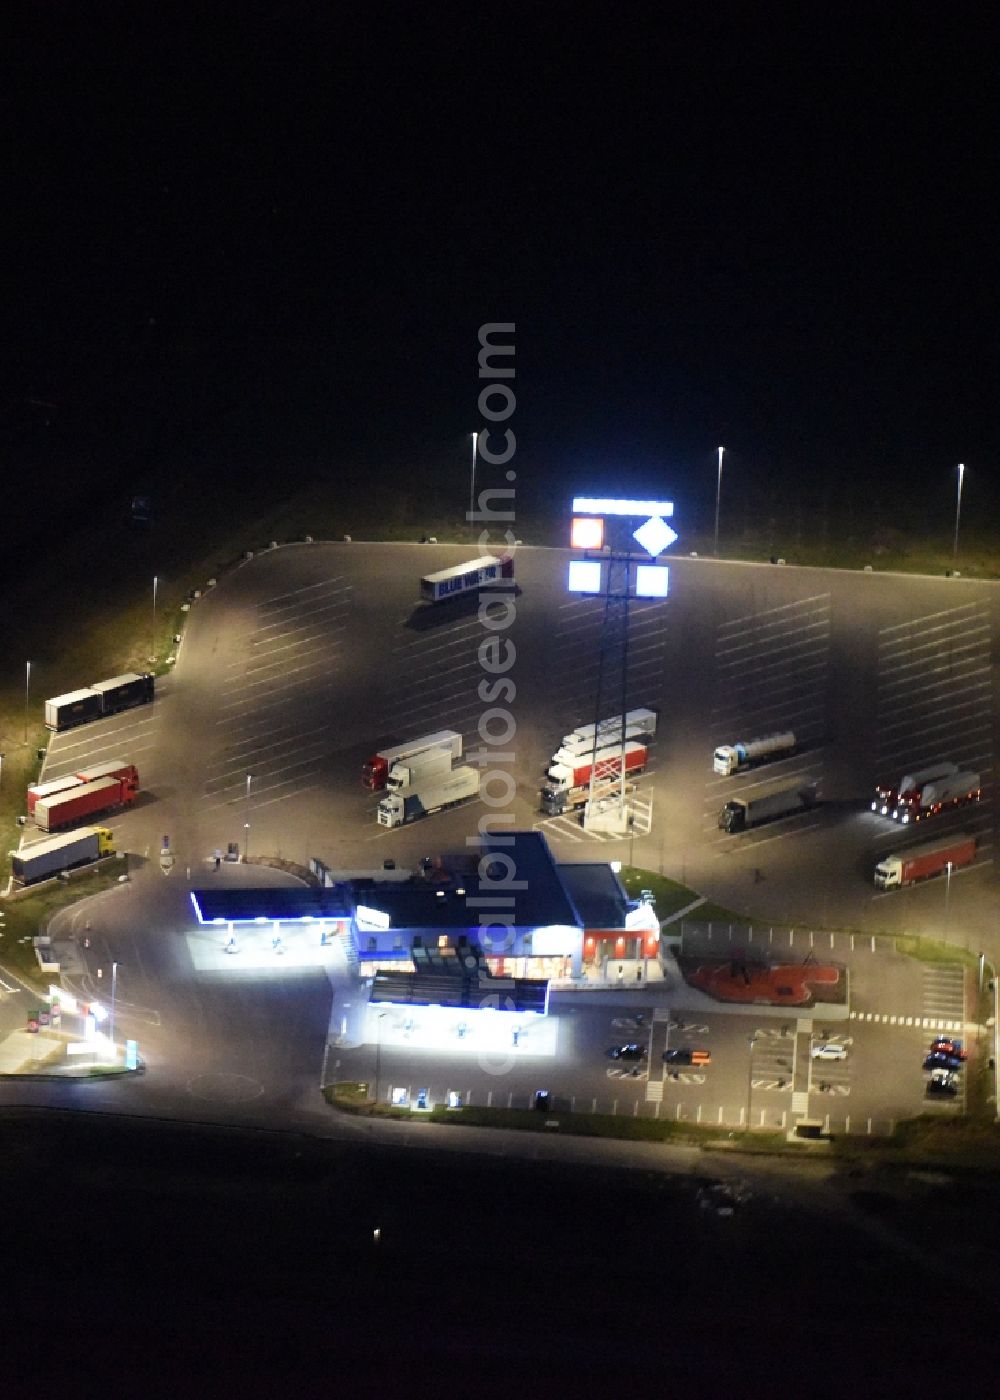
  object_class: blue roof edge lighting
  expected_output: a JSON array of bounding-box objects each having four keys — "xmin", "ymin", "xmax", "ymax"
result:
[
  {"xmin": 572, "ymin": 497, "xmax": 674, "ymax": 517},
  {"xmin": 190, "ymin": 890, "xmax": 206, "ymax": 922}
]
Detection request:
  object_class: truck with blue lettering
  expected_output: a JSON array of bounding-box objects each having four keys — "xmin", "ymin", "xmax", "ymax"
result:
[{"xmin": 419, "ymin": 555, "xmax": 514, "ymax": 603}]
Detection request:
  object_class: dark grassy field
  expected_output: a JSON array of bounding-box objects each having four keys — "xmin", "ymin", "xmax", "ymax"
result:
[{"xmin": 1, "ymin": 1109, "xmax": 999, "ymax": 1397}]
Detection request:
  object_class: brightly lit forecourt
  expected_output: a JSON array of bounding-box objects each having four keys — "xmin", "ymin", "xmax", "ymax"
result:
[{"xmin": 568, "ymin": 497, "xmax": 676, "ymax": 836}]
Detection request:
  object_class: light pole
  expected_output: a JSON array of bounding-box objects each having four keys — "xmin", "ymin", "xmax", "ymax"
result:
[
  {"xmin": 374, "ymin": 1009, "xmax": 388, "ymax": 1107},
  {"xmin": 243, "ymin": 821, "xmax": 251, "ymax": 863},
  {"xmin": 109, "ymin": 960, "xmax": 119, "ymax": 1050},
  {"xmin": 953, "ymin": 463, "xmax": 965, "ymax": 559},
  {"xmin": 714, "ymin": 445, "xmax": 724, "ymax": 556},
  {"xmin": 945, "ymin": 860, "xmax": 953, "ymax": 940},
  {"xmin": 151, "ymin": 575, "xmax": 159, "ymax": 662},
  {"xmin": 469, "ymin": 431, "xmax": 478, "ymax": 539},
  {"xmin": 245, "ymin": 773, "xmax": 252, "ymax": 859},
  {"xmin": 24, "ymin": 660, "xmax": 31, "ymax": 743},
  {"xmin": 744, "ymin": 1032, "xmax": 757, "ymax": 1131}
]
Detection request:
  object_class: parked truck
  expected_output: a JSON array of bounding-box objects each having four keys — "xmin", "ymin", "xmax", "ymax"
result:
[
  {"xmin": 27, "ymin": 773, "xmax": 85, "ymax": 817},
  {"xmin": 362, "ymin": 730, "xmax": 463, "ymax": 790},
  {"xmin": 873, "ymin": 834, "xmax": 976, "ymax": 890},
  {"xmin": 556, "ymin": 708, "xmax": 657, "ymax": 759},
  {"xmin": 540, "ymin": 741, "xmax": 648, "ymax": 815},
  {"xmin": 871, "ymin": 761, "xmax": 958, "ymax": 818},
  {"xmin": 34, "ymin": 772, "xmax": 139, "ymax": 832},
  {"xmin": 27, "ymin": 761, "xmax": 139, "ymax": 817},
  {"xmin": 718, "ymin": 782, "xmax": 819, "ymax": 834},
  {"xmin": 377, "ymin": 765, "xmax": 480, "ymax": 827},
  {"xmin": 713, "ymin": 731, "xmax": 796, "ymax": 776},
  {"xmin": 44, "ymin": 671, "xmax": 154, "ymax": 731},
  {"xmin": 385, "ymin": 747, "xmax": 455, "ymax": 792},
  {"xmin": 419, "ymin": 554, "xmax": 514, "ymax": 603},
  {"xmin": 896, "ymin": 770, "xmax": 981, "ymax": 824},
  {"xmin": 10, "ymin": 826, "xmax": 116, "ymax": 886}
]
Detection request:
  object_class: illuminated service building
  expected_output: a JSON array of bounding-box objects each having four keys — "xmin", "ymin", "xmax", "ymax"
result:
[{"xmin": 190, "ymin": 832, "xmax": 659, "ymax": 1009}]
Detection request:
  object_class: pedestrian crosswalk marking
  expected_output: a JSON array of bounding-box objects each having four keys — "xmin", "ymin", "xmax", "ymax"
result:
[{"xmin": 849, "ymin": 1011, "xmax": 965, "ymax": 1030}]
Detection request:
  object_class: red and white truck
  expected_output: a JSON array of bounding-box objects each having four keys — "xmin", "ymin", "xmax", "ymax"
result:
[
  {"xmin": 362, "ymin": 731, "xmax": 462, "ymax": 791},
  {"xmin": 34, "ymin": 770, "xmax": 139, "ymax": 832},
  {"xmin": 419, "ymin": 554, "xmax": 514, "ymax": 604},
  {"xmin": 874, "ymin": 834, "xmax": 976, "ymax": 890},
  {"xmin": 540, "ymin": 741, "xmax": 648, "ymax": 815},
  {"xmin": 871, "ymin": 762, "xmax": 957, "ymax": 820},
  {"xmin": 28, "ymin": 762, "xmax": 139, "ymax": 817},
  {"xmin": 896, "ymin": 770, "xmax": 981, "ymax": 824}
]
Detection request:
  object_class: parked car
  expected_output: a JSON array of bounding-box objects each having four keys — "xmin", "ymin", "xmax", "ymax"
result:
[
  {"xmin": 662, "ymin": 1048, "xmax": 711, "ymax": 1066},
  {"xmin": 930, "ymin": 1037, "xmax": 967, "ymax": 1059},
  {"xmin": 607, "ymin": 1043, "xmax": 646, "ymax": 1060},
  {"xmin": 924, "ymin": 1052, "xmax": 963, "ymax": 1072},
  {"xmin": 927, "ymin": 1071, "xmax": 958, "ymax": 1096},
  {"xmin": 533, "ymin": 1089, "xmax": 551, "ymax": 1112},
  {"xmin": 811, "ymin": 1043, "xmax": 847, "ymax": 1061}
]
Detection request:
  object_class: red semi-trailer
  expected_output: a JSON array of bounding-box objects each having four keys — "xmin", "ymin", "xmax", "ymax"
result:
[
  {"xmin": 27, "ymin": 774, "xmax": 84, "ymax": 817},
  {"xmin": 27, "ymin": 762, "xmax": 139, "ymax": 817},
  {"xmin": 34, "ymin": 773, "xmax": 139, "ymax": 832},
  {"xmin": 874, "ymin": 834, "xmax": 976, "ymax": 890}
]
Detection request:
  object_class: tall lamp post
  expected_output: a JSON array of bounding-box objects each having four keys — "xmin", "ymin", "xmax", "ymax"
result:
[
  {"xmin": 24, "ymin": 660, "xmax": 31, "ymax": 743},
  {"xmin": 953, "ymin": 462, "xmax": 965, "ymax": 559},
  {"xmin": 244, "ymin": 773, "xmax": 252, "ymax": 860},
  {"xmin": 714, "ymin": 445, "xmax": 724, "ymax": 556},
  {"xmin": 109, "ymin": 960, "xmax": 119, "ymax": 1050},
  {"xmin": 469, "ymin": 431, "xmax": 478, "ymax": 540},
  {"xmin": 944, "ymin": 859, "xmax": 954, "ymax": 940},
  {"xmin": 374, "ymin": 1009, "xmax": 388, "ymax": 1107},
  {"xmin": 744, "ymin": 1032, "xmax": 757, "ymax": 1131},
  {"xmin": 151, "ymin": 575, "xmax": 159, "ymax": 663}
]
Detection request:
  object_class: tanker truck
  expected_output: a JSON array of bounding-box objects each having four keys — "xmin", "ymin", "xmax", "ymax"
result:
[{"xmin": 713, "ymin": 731, "xmax": 796, "ymax": 776}]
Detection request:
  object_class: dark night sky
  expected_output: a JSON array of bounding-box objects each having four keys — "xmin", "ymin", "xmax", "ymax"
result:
[{"xmin": 4, "ymin": 3, "xmax": 1000, "ymax": 538}]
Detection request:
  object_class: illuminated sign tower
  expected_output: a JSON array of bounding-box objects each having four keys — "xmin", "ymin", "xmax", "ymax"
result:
[{"xmin": 568, "ymin": 497, "xmax": 676, "ymax": 835}]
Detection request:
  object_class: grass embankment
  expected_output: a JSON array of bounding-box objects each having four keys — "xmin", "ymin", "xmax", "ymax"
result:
[
  {"xmin": 618, "ymin": 866, "xmax": 749, "ymax": 926},
  {"xmin": 327, "ymin": 1082, "xmax": 1000, "ymax": 1170},
  {"xmin": 323, "ymin": 1082, "xmax": 793, "ymax": 1148},
  {"xmin": 0, "ymin": 865, "xmax": 127, "ymax": 988}
]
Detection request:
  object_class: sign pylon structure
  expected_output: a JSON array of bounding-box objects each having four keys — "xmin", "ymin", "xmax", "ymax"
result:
[{"xmin": 567, "ymin": 497, "xmax": 676, "ymax": 836}]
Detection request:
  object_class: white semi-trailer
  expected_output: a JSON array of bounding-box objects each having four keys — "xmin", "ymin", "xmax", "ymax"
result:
[
  {"xmin": 558, "ymin": 708, "xmax": 657, "ymax": 758},
  {"xmin": 385, "ymin": 747, "xmax": 456, "ymax": 792},
  {"xmin": 419, "ymin": 555, "xmax": 514, "ymax": 603},
  {"xmin": 377, "ymin": 766, "xmax": 480, "ymax": 828},
  {"xmin": 10, "ymin": 826, "xmax": 115, "ymax": 885},
  {"xmin": 362, "ymin": 730, "xmax": 462, "ymax": 790}
]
